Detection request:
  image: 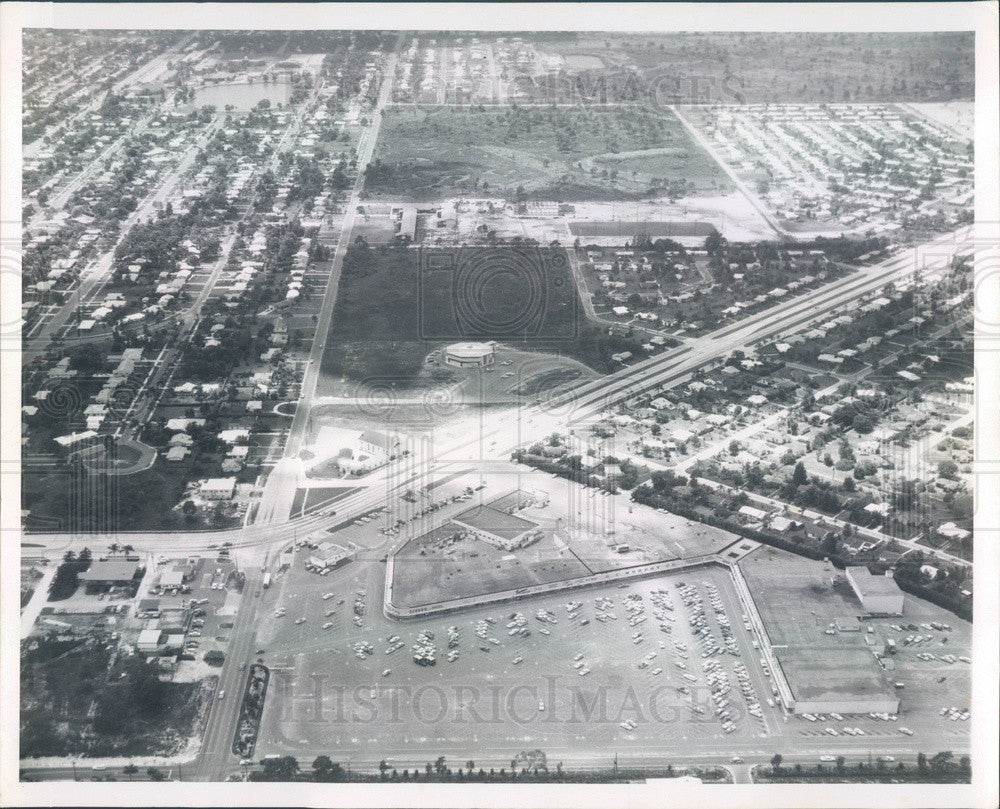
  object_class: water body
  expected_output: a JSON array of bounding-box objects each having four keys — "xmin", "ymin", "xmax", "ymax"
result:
[{"xmin": 191, "ymin": 81, "xmax": 292, "ymax": 112}]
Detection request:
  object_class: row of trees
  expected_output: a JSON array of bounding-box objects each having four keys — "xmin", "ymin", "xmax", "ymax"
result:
[{"xmin": 765, "ymin": 751, "xmax": 970, "ymax": 782}]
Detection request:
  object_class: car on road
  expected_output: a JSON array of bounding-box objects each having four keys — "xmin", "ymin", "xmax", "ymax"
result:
[
  {"xmin": 218, "ymin": 690, "xmax": 225, "ymax": 699},
  {"xmin": 512, "ymin": 657, "xmax": 523, "ymax": 665},
  {"xmin": 323, "ymin": 622, "xmax": 334, "ymax": 630},
  {"xmin": 295, "ymin": 618, "xmax": 306, "ymax": 625},
  {"xmin": 731, "ymin": 756, "xmax": 743, "ymax": 763},
  {"xmin": 819, "ymin": 756, "xmax": 836, "ymax": 763}
]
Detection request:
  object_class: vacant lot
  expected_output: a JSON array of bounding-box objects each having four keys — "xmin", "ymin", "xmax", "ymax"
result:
[
  {"xmin": 366, "ymin": 106, "xmax": 730, "ymax": 200},
  {"xmin": 20, "ymin": 638, "xmax": 210, "ymax": 759}
]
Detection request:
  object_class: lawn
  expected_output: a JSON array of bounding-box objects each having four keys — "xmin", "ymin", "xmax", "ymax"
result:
[{"xmin": 366, "ymin": 106, "xmax": 730, "ymax": 200}]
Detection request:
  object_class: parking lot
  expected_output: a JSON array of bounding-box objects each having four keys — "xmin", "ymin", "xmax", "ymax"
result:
[{"xmin": 253, "ymin": 558, "xmax": 798, "ymax": 766}]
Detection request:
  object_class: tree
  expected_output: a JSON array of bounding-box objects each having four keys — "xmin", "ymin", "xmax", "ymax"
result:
[
  {"xmin": 257, "ymin": 755, "xmax": 299, "ymax": 781},
  {"xmin": 146, "ymin": 767, "xmax": 166, "ymax": 781},
  {"xmin": 852, "ymin": 414, "xmax": 874, "ymax": 434},
  {"xmin": 312, "ymin": 755, "xmax": 343, "ymax": 782},
  {"xmin": 938, "ymin": 460, "xmax": 958, "ymax": 480},
  {"xmin": 929, "ymin": 751, "xmax": 953, "ymax": 772},
  {"xmin": 916, "ymin": 752, "xmax": 927, "ymax": 774},
  {"xmin": 792, "ymin": 462, "xmax": 808, "ymax": 487},
  {"xmin": 770, "ymin": 753, "xmax": 783, "ymax": 773},
  {"xmin": 123, "ymin": 764, "xmax": 138, "ymax": 780},
  {"xmin": 835, "ymin": 755, "xmax": 845, "ymax": 772}
]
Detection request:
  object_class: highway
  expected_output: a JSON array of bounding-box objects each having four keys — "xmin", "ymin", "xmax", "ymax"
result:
[{"xmin": 558, "ymin": 225, "xmax": 973, "ymax": 416}]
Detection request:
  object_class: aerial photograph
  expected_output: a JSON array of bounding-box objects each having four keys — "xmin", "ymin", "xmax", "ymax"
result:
[{"xmin": 3, "ymin": 3, "xmax": 997, "ymax": 807}]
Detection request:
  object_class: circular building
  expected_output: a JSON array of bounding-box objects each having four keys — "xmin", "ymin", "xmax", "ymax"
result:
[{"xmin": 443, "ymin": 341, "xmax": 496, "ymax": 368}]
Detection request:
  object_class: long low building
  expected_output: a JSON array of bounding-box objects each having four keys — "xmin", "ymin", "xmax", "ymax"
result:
[{"xmin": 845, "ymin": 566, "xmax": 905, "ymax": 615}]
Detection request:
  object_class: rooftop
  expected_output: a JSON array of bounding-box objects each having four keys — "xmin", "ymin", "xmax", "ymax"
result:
[
  {"xmin": 453, "ymin": 504, "xmax": 537, "ymax": 540},
  {"xmin": 78, "ymin": 559, "xmax": 143, "ymax": 582},
  {"xmin": 845, "ymin": 566, "xmax": 903, "ymax": 597}
]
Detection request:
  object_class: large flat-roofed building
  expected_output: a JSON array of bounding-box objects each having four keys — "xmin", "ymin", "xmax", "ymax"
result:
[
  {"xmin": 309, "ymin": 542, "xmax": 354, "ymax": 570},
  {"xmin": 452, "ymin": 504, "xmax": 542, "ymax": 550},
  {"xmin": 845, "ymin": 566, "xmax": 905, "ymax": 615},
  {"xmin": 443, "ymin": 342, "xmax": 495, "ymax": 368},
  {"xmin": 776, "ymin": 649, "xmax": 900, "ymax": 715}
]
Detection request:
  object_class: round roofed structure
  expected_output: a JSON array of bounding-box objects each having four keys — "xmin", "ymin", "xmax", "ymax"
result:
[{"xmin": 443, "ymin": 341, "xmax": 496, "ymax": 367}]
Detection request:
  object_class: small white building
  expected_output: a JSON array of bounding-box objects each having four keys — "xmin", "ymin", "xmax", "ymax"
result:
[{"xmin": 200, "ymin": 477, "xmax": 237, "ymax": 500}]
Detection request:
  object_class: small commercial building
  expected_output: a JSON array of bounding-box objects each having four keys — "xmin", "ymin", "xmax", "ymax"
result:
[
  {"xmin": 308, "ymin": 542, "xmax": 354, "ymax": 570},
  {"xmin": 136, "ymin": 628, "xmax": 164, "ymax": 653},
  {"xmin": 77, "ymin": 559, "xmax": 144, "ymax": 588},
  {"xmin": 443, "ymin": 342, "xmax": 495, "ymax": 368},
  {"xmin": 845, "ymin": 566, "xmax": 905, "ymax": 615},
  {"xmin": 452, "ymin": 505, "xmax": 542, "ymax": 551}
]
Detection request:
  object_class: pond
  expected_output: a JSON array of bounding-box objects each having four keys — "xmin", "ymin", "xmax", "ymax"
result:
[{"xmin": 191, "ymin": 81, "xmax": 292, "ymax": 112}]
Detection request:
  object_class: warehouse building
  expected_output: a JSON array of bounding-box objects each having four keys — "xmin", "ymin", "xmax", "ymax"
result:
[{"xmin": 845, "ymin": 566, "xmax": 905, "ymax": 615}]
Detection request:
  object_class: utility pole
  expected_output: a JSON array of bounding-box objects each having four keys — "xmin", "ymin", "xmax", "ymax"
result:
[{"xmin": 72, "ymin": 760, "xmax": 77, "ymax": 781}]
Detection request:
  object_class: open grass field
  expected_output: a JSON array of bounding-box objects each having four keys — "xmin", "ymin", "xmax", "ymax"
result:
[
  {"xmin": 366, "ymin": 106, "xmax": 731, "ymax": 200},
  {"xmin": 321, "ymin": 245, "xmax": 589, "ymax": 387}
]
